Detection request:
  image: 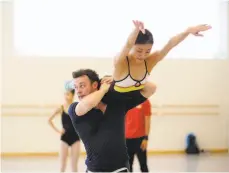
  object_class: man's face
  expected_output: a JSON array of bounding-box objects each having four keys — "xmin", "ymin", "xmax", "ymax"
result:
[{"xmin": 73, "ymin": 75, "xmax": 98, "ymax": 100}]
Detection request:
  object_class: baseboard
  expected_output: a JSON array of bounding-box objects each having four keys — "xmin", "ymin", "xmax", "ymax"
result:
[
  {"xmin": 147, "ymin": 148, "xmax": 228, "ymax": 155},
  {"xmin": 1, "ymin": 149, "xmax": 228, "ymax": 157},
  {"xmin": 1, "ymin": 152, "xmax": 60, "ymax": 157}
]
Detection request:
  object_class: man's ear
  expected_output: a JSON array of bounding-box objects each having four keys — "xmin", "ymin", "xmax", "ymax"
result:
[{"xmin": 92, "ymin": 81, "xmax": 99, "ymax": 90}]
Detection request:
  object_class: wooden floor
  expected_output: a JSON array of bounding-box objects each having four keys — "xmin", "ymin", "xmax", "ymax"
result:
[{"xmin": 1, "ymin": 154, "xmax": 229, "ymax": 172}]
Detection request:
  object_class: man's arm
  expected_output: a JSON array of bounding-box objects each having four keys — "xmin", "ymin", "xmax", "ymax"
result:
[
  {"xmin": 145, "ymin": 116, "xmax": 151, "ymax": 138},
  {"xmin": 143, "ymin": 100, "xmax": 152, "ymax": 138},
  {"xmin": 140, "ymin": 100, "xmax": 152, "ymax": 151},
  {"xmin": 75, "ymin": 83, "xmax": 110, "ymax": 116}
]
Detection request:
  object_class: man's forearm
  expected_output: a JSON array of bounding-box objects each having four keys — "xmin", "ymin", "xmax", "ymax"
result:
[
  {"xmin": 145, "ymin": 116, "xmax": 151, "ymax": 136},
  {"xmin": 75, "ymin": 90, "xmax": 106, "ymax": 116},
  {"xmin": 81, "ymin": 90, "xmax": 106, "ymax": 109}
]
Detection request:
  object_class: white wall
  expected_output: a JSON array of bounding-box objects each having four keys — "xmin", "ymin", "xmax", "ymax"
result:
[
  {"xmin": 0, "ymin": 1, "xmax": 3, "ymax": 154},
  {"xmin": 1, "ymin": 1, "xmax": 229, "ymax": 153}
]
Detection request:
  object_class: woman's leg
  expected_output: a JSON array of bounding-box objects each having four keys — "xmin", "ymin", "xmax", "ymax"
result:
[
  {"xmin": 70, "ymin": 140, "xmax": 81, "ymax": 172},
  {"xmin": 60, "ymin": 141, "xmax": 69, "ymax": 172}
]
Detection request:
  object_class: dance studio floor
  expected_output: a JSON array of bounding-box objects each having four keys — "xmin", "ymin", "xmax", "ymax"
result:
[{"xmin": 1, "ymin": 154, "xmax": 229, "ymax": 172}]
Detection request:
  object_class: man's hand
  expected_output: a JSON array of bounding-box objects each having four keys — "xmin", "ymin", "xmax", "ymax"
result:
[
  {"xmin": 101, "ymin": 76, "xmax": 113, "ymax": 85},
  {"xmin": 140, "ymin": 139, "xmax": 148, "ymax": 151},
  {"xmin": 75, "ymin": 82, "xmax": 110, "ymax": 116}
]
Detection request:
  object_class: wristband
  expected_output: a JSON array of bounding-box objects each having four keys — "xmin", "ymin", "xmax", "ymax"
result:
[{"xmin": 144, "ymin": 136, "xmax": 148, "ymax": 140}]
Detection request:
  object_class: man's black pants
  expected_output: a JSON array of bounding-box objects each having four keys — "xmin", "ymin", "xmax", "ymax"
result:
[{"xmin": 126, "ymin": 137, "xmax": 149, "ymax": 172}]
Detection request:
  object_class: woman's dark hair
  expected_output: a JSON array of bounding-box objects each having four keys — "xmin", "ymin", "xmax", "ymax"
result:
[
  {"xmin": 69, "ymin": 89, "xmax": 75, "ymax": 95},
  {"xmin": 135, "ymin": 29, "xmax": 154, "ymax": 45},
  {"xmin": 72, "ymin": 69, "xmax": 100, "ymax": 89}
]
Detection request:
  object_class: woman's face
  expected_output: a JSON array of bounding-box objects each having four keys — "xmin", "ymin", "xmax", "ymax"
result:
[
  {"xmin": 130, "ymin": 44, "xmax": 153, "ymax": 60},
  {"xmin": 64, "ymin": 90, "xmax": 74, "ymax": 102}
]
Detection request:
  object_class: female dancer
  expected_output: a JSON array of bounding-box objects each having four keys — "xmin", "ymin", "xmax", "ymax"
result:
[
  {"xmin": 48, "ymin": 89, "xmax": 80, "ymax": 172},
  {"xmin": 113, "ymin": 20, "xmax": 211, "ymax": 93}
]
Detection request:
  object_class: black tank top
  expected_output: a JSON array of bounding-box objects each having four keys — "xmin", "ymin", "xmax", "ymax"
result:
[{"xmin": 61, "ymin": 106, "xmax": 75, "ymax": 133}]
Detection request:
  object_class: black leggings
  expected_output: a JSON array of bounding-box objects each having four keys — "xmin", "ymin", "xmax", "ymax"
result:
[{"xmin": 126, "ymin": 137, "xmax": 149, "ymax": 172}]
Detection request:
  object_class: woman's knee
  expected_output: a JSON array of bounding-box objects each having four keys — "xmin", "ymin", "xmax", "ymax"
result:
[{"xmin": 141, "ymin": 82, "xmax": 157, "ymax": 98}]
